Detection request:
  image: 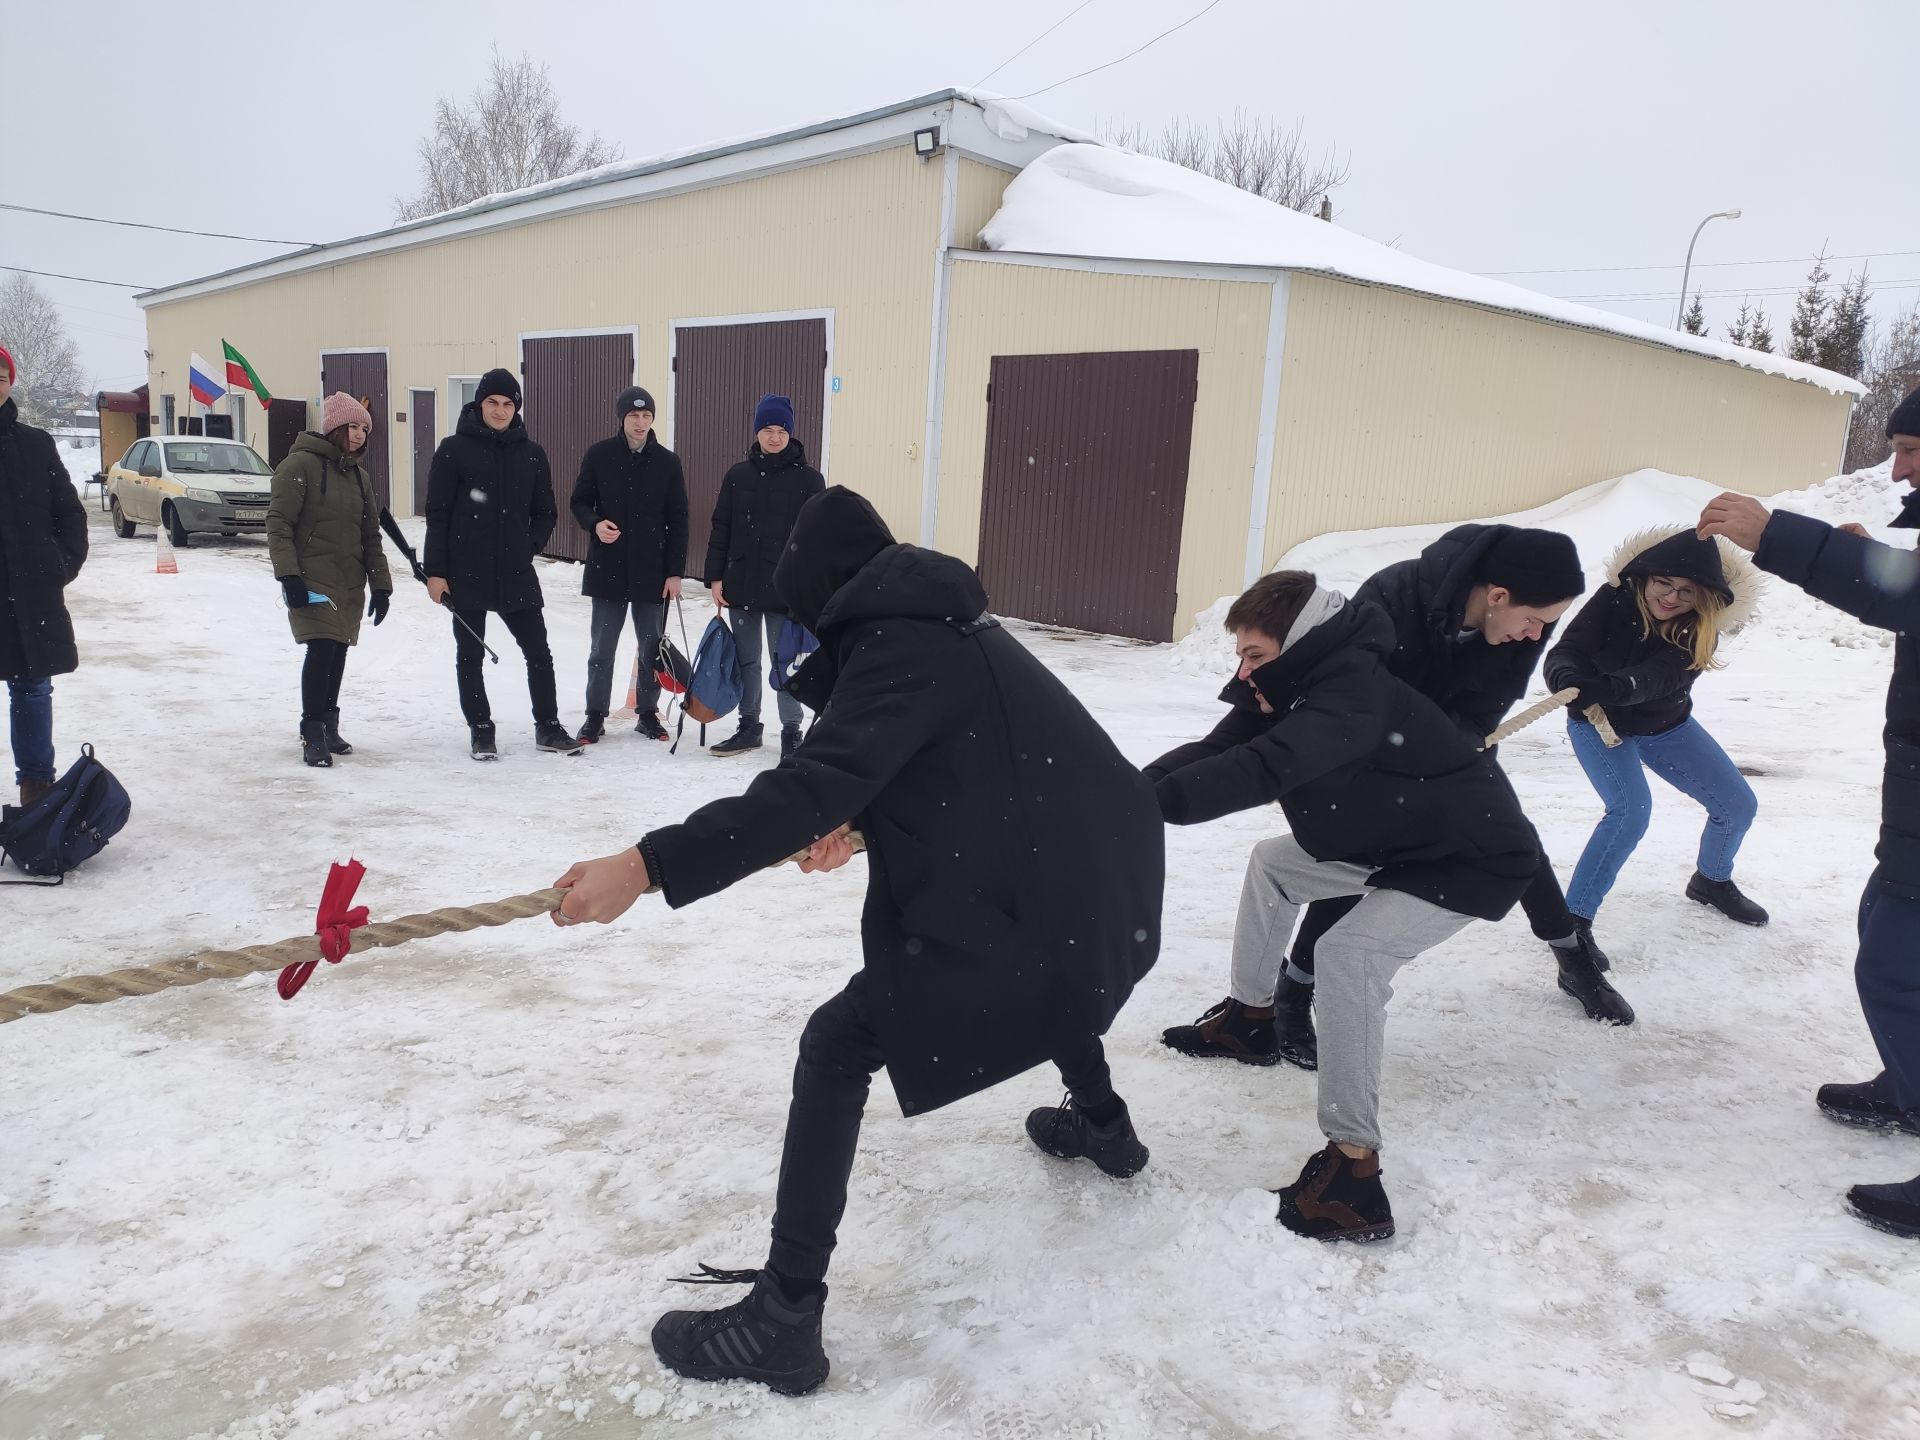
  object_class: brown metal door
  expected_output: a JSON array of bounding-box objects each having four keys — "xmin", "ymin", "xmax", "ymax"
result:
[
  {"xmin": 976, "ymin": 349, "xmax": 1199, "ymax": 642},
  {"xmin": 672, "ymin": 318, "xmax": 827, "ymax": 576},
  {"xmin": 321, "ymin": 351, "xmax": 391, "ymax": 510},
  {"xmin": 267, "ymin": 399, "xmax": 307, "ymax": 467},
  {"xmin": 522, "ymin": 333, "xmax": 638, "ymax": 563},
  {"xmin": 408, "ymin": 387, "xmax": 435, "ymax": 517}
]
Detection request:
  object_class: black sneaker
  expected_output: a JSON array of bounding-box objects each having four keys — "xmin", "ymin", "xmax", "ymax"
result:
[
  {"xmin": 710, "ymin": 722, "xmax": 764, "ymax": 757},
  {"xmin": 651, "ymin": 1266, "xmax": 830, "ymax": 1396},
  {"xmin": 1555, "ymin": 934, "xmax": 1636, "ymax": 1025},
  {"xmin": 1685, "ymin": 872, "xmax": 1769, "ymax": 926},
  {"xmin": 636, "ymin": 711, "xmax": 669, "ymax": 741},
  {"xmin": 1161, "ymin": 996, "xmax": 1280, "ymax": 1066},
  {"xmin": 300, "ymin": 719, "xmax": 332, "ymax": 769},
  {"xmin": 780, "ymin": 725, "xmax": 803, "ymax": 762},
  {"xmin": 1275, "ymin": 1143, "xmax": 1395, "ymax": 1243},
  {"xmin": 535, "ymin": 720, "xmax": 584, "ymax": 755},
  {"xmin": 1024, "ymin": 1095, "xmax": 1149, "ymax": 1178},
  {"xmin": 323, "ymin": 707, "xmax": 353, "ymax": 756},
  {"xmin": 576, "ymin": 711, "xmax": 606, "ymax": 745},
  {"xmin": 469, "ymin": 723, "xmax": 498, "ymax": 761},
  {"xmin": 1273, "ymin": 974, "xmax": 1318, "ymax": 1071},
  {"xmin": 1572, "ymin": 917, "xmax": 1611, "ymax": 973},
  {"xmin": 1816, "ymin": 1074, "xmax": 1920, "ymax": 1136},
  {"xmin": 1847, "ymin": 1175, "xmax": 1920, "ymax": 1239}
]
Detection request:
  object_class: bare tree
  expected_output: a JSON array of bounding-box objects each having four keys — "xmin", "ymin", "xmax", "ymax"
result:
[
  {"xmin": 1104, "ymin": 110, "xmax": 1350, "ymax": 214},
  {"xmin": 0, "ymin": 274, "xmax": 88, "ymax": 427},
  {"xmin": 395, "ymin": 49, "xmax": 622, "ymax": 221},
  {"xmin": 1843, "ymin": 299, "xmax": 1920, "ymax": 472}
]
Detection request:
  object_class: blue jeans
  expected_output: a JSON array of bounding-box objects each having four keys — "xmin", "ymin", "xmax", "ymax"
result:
[
  {"xmin": 728, "ymin": 607, "xmax": 804, "ymax": 730},
  {"xmin": 1858, "ymin": 873, "xmax": 1920, "ymax": 1112},
  {"xmin": 584, "ymin": 597, "xmax": 666, "ymax": 715},
  {"xmin": 1565, "ymin": 715, "xmax": 1757, "ymax": 921},
  {"xmin": 9, "ymin": 677, "xmax": 54, "ymax": 785}
]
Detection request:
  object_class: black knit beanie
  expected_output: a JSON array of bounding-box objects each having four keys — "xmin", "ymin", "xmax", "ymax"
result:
[
  {"xmin": 616, "ymin": 385, "xmax": 656, "ymax": 419},
  {"xmin": 475, "ymin": 368, "xmax": 521, "ymax": 409},
  {"xmin": 1887, "ymin": 385, "xmax": 1920, "ymax": 440},
  {"xmin": 1478, "ymin": 527, "xmax": 1586, "ymax": 606}
]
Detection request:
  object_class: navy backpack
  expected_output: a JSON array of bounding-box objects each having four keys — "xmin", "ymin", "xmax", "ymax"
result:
[{"xmin": 0, "ymin": 744, "xmax": 132, "ymax": 884}]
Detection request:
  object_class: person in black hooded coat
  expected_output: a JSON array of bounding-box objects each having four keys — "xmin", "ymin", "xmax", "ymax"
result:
[
  {"xmin": 547, "ymin": 486, "xmax": 1164, "ymax": 1394},
  {"xmin": 423, "ymin": 368, "xmax": 577, "ymax": 757}
]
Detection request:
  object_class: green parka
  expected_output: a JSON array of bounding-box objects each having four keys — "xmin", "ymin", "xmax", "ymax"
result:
[{"xmin": 266, "ymin": 432, "xmax": 392, "ymax": 645}]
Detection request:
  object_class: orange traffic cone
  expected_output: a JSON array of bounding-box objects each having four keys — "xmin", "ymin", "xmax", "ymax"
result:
[
  {"xmin": 154, "ymin": 527, "xmax": 179, "ymax": 575},
  {"xmin": 618, "ymin": 652, "xmax": 639, "ymax": 717}
]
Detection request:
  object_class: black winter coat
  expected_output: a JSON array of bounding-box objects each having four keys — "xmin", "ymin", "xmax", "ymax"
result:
[
  {"xmin": 424, "ymin": 403, "xmax": 557, "ymax": 613},
  {"xmin": 1146, "ymin": 601, "xmax": 1539, "ymax": 921},
  {"xmin": 571, "ymin": 432, "xmax": 689, "ymax": 602},
  {"xmin": 0, "ymin": 400, "xmax": 88, "ymax": 680},
  {"xmin": 703, "ymin": 439, "xmax": 824, "ymax": 612},
  {"xmin": 1754, "ymin": 497, "xmax": 1920, "ymax": 899},
  {"xmin": 1355, "ymin": 523, "xmax": 1563, "ymax": 740},
  {"xmin": 1543, "ymin": 528, "xmax": 1756, "ymax": 739},
  {"xmin": 646, "ymin": 488, "xmax": 1164, "ymax": 1116}
]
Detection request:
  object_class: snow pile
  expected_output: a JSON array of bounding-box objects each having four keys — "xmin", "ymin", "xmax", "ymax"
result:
[{"xmin": 982, "ymin": 145, "xmax": 1863, "ymax": 396}]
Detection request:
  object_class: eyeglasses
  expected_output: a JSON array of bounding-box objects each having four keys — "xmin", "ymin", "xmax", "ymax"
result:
[{"xmin": 1646, "ymin": 577, "xmax": 1697, "ymax": 603}]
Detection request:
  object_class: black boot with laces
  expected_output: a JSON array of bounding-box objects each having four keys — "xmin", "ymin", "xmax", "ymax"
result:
[
  {"xmin": 1686, "ymin": 872, "xmax": 1769, "ymax": 926},
  {"xmin": 651, "ymin": 1265, "xmax": 829, "ymax": 1396},
  {"xmin": 1024, "ymin": 1095, "xmax": 1149, "ymax": 1178}
]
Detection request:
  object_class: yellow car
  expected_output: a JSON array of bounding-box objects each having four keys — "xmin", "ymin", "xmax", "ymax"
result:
[{"xmin": 106, "ymin": 437, "xmax": 276, "ymax": 547}]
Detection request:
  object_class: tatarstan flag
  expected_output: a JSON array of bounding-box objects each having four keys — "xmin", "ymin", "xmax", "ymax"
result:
[{"xmin": 222, "ymin": 340, "xmax": 273, "ymax": 407}]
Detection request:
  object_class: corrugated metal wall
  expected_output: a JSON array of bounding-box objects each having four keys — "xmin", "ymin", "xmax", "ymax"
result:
[
  {"xmin": 978, "ymin": 350, "xmax": 1199, "ymax": 640},
  {"xmin": 1262, "ymin": 274, "xmax": 1855, "ymax": 568},
  {"xmin": 952, "ymin": 159, "xmax": 1013, "ymax": 248},
  {"xmin": 523, "ymin": 332, "xmax": 636, "ymax": 563},
  {"xmin": 673, "ymin": 318, "xmax": 828, "ymax": 573},
  {"xmin": 142, "ymin": 146, "xmax": 943, "ymax": 536},
  {"xmin": 939, "ymin": 258, "xmax": 1274, "ymax": 637}
]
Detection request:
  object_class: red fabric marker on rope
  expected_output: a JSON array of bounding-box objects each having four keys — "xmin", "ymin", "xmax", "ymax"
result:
[{"xmin": 278, "ymin": 859, "xmax": 370, "ymax": 1000}]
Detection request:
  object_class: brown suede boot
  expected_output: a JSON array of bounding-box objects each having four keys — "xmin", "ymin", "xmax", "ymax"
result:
[
  {"xmin": 19, "ymin": 777, "xmax": 53, "ymax": 809},
  {"xmin": 1276, "ymin": 1143, "xmax": 1395, "ymax": 1243}
]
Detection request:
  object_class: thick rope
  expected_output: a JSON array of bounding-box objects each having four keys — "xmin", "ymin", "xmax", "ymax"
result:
[
  {"xmin": 0, "ymin": 833, "xmax": 870, "ymax": 1027},
  {"xmin": 1482, "ymin": 687, "xmax": 1623, "ymax": 750}
]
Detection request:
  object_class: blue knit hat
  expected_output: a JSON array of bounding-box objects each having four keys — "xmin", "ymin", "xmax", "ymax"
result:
[{"xmin": 753, "ymin": 394, "xmax": 796, "ymax": 434}]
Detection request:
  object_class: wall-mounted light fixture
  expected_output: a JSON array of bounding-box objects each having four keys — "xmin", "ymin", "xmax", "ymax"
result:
[{"xmin": 913, "ymin": 126, "xmax": 944, "ymax": 161}]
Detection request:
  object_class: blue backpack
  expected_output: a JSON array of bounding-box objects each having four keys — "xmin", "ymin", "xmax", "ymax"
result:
[
  {"xmin": 771, "ymin": 619, "xmax": 821, "ymax": 691},
  {"xmin": 684, "ymin": 617, "xmax": 743, "ymax": 725},
  {"xmin": 1, "ymin": 744, "xmax": 132, "ymax": 885}
]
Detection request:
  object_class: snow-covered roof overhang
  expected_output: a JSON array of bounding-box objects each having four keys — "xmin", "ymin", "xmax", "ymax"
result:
[
  {"xmin": 137, "ymin": 89, "xmax": 1073, "ymax": 309},
  {"xmin": 980, "ymin": 144, "xmax": 1865, "ymax": 397}
]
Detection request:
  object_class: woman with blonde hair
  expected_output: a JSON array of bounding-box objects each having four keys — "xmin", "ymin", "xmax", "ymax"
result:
[{"xmin": 1544, "ymin": 528, "xmax": 1765, "ymax": 937}]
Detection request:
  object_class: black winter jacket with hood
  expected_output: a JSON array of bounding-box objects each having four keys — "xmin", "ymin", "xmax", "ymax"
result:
[
  {"xmin": 702, "ymin": 439, "xmax": 824, "ymax": 612},
  {"xmin": 1145, "ymin": 595, "xmax": 1540, "ymax": 922},
  {"xmin": 1355, "ymin": 523, "xmax": 1566, "ymax": 741},
  {"xmin": 0, "ymin": 399, "xmax": 88, "ymax": 680},
  {"xmin": 1544, "ymin": 528, "xmax": 1759, "ymax": 739},
  {"xmin": 644, "ymin": 487, "xmax": 1164, "ymax": 1116},
  {"xmin": 423, "ymin": 401, "xmax": 557, "ymax": 613},
  {"xmin": 571, "ymin": 431, "xmax": 689, "ymax": 602}
]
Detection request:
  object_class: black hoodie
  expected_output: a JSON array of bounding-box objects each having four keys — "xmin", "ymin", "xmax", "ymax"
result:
[
  {"xmin": 423, "ymin": 400, "xmax": 557, "ymax": 612},
  {"xmin": 644, "ymin": 488, "xmax": 1165, "ymax": 1115}
]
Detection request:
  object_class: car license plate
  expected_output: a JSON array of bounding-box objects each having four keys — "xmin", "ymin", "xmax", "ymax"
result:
[{"xmin": 235, "ymin": 508, "xmax": 267, "ymax": 520}]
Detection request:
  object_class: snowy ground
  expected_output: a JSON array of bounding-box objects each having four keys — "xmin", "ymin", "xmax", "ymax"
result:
[{"xmin": 3, "ymin": 453, "xmax": 1919, "ymax": 1440}]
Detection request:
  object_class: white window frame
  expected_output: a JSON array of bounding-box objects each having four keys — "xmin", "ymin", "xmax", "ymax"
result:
[
  {"xmin": 666, "ymin": 308, "xmax": 835, "ymax": 470},
  {"xmin": 447, "ymin": 374, "xmax": 482, "ymax": 422}
]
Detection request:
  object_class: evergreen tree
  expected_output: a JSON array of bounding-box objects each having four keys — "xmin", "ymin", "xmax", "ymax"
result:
[
  {"xmin": 1748, "ymin": 303, "xmax": 1775, "ymax": 353},
  {"xmin": 1788, "ymin": 255, "xmax": 1831, "ymax": 363},
  {"xmin": 1683, "ymin": 292, "xmax": 1708, "ymax": 336},
  {"xmin": 1818, "ymin": 269, "xmax": 1873, "ymax": 378},
  {"xmin": 1725, "ymin": 299, "xmax": 1752, "ymax": 348}
]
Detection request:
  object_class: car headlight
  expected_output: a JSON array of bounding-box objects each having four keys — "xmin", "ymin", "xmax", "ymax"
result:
[{"xmin": 186, "ymin": 488, "xmax": 221, "ymax": 503}]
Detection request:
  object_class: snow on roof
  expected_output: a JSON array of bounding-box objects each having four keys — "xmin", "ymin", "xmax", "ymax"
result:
[{"xmin": 981, "ymin": 144, "xmax": 1864, "ymax": 397}]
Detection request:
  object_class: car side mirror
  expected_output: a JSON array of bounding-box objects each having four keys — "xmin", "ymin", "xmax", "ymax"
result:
[{"xmin": 140, "ymin": 466, "xmax": 162, "ymax": 479}]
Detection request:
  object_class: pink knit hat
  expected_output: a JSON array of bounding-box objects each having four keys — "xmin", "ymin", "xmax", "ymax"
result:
[{"xmin": 321, "ymin": 391, "xmax": 373, "ymax": 433}]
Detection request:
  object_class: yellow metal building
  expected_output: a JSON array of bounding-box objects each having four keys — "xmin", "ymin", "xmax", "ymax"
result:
[{"xmin": 136, "ymin": 90, "xmax": 1858, "ymax": 642}]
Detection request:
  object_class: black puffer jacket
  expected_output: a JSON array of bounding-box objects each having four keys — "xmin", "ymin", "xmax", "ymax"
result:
[
  {"xmin": 702, "ymin": 439, "xmax": 824, "ymax": 611},
  {"xmin": 1355, "ymin": 523, "xmax": 1567, "ymax": 740},
  {"xmin": 645, "ymin": 488, "xmax": 1164, "ymax": 1116},
  {"xmin": 1146, "ymin": 600, "xmax": 1540, "ymax": 922},
  {"xmin": 1754, "ymin": 493, "xmax": 1920, "ymax": 898},
  {"xmin": 1544, "ymin": 528, "xmax": 1758, "ymax": 739},
  {"xmin": 571, "ymin": 432, "xmax": 688, "ymax": 602},
  {"xmin": 0, "ymin": 400, "xmax": 88, "ymax": 680},
  {"xmin": 423, "ymin": 402, "xmax": 557, "ymax": 613}
]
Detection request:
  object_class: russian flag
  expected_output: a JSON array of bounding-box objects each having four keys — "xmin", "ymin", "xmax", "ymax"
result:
[{"xmin": 188, "ymin": 352, "xmax": 227, "ymax": 407}]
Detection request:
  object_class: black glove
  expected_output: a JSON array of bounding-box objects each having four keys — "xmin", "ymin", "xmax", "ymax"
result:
[
  {"xmin": 279, "ymin": 575, "xmax": 310, "ymax": 609},
  {"xmin": 368, "ymin": 590, "xmax": 391, "ymax": 626}
]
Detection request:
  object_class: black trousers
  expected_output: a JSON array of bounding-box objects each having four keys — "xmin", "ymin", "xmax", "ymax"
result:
[
  {"xmin": 300, "ymin": 638, "xmax": 349, "ymax": 723},
  {"xmin": 767, "ymin": 971, "xmax": 1117, "ymax": 1282},
  {"xmin": 1288, "ymin": 851, "xmax": 1578, "ymax": 976},
  {"xmin": 453, "ymin": 606, "xmax": 557, "ymax": 728}
]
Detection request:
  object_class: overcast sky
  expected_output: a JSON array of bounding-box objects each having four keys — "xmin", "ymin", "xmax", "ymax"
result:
[{"xmin": 7, "ymin": 0, "xmax": 1914, "ymax": 392}]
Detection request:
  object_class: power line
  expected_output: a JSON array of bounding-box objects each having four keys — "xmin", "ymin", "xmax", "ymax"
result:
[
  {"xmin": 1486, "ymin": 247, "xmax": 1920, "ymax": 278},
  {"xmin": 974, "ymin": 0, "xmax": 1101, "ymax": 87},
  {"xmin": 2, "ymin": 263, "xmax": 157, "ymax": 289},
  {"xmin": 1560, "ymin": 278, "xmax": 1920, "ymax": 305},
  {"xmin": 1011, "ymin": 0, "xmax": 1227, "ymax": 100},
  {"xmin": 0, "ymin": 201, "xmax": 314, "ymax": 248}
]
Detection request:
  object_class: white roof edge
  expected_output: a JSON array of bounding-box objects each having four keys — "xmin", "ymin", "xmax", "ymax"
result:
[{"xmin": 138, "ymin": 89, "xmax": 1075, "ymax": 309}]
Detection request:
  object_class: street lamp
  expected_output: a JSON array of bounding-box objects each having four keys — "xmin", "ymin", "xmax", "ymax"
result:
[{"xmin": 1676, "ymin": 209, "xmax": 1742, "ymax": 328}]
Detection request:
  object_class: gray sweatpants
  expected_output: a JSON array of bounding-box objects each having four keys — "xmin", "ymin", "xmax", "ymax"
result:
[{"xmin": 1230, "ymin": 834, "xmax": 1473, "ymax": 1153}]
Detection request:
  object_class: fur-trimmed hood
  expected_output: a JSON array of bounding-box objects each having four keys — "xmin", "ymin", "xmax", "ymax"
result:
[{"xmin": 1602, "ymin": 525, "xmax": 1761, "ymax": 633}]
